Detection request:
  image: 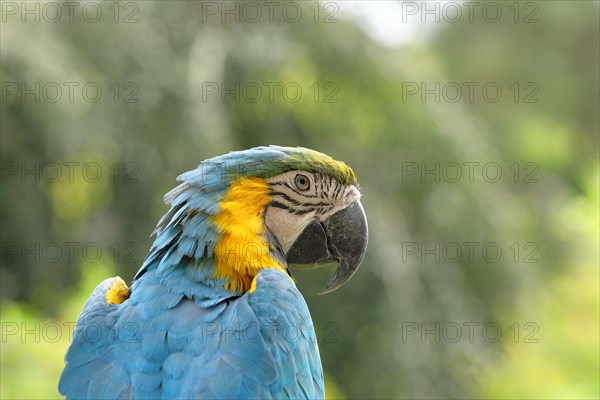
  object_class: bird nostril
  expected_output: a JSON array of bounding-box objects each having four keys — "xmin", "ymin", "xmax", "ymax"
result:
[{"xmin": 344, "ymin": 186, "xmax": 361, "ymax": 203}]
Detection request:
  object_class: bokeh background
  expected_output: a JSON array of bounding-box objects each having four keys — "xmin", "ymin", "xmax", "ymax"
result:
[{"xmin": 1, "ymin": 1, "xmax": 598, "ymax": 399}]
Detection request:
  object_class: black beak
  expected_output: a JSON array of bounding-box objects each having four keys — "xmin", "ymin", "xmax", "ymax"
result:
[{"xmin": 286, "ymin": 201, "xmax": 368, "ymax": 294}]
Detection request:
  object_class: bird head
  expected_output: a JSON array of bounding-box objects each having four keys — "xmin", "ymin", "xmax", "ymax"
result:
[
  {"xmin": 262, "ymin": 154, "xmax": 368, "ymax": 294},
  {"xmin": 138, "ymin": 146, "xmax": 368, "ymax": 295}
]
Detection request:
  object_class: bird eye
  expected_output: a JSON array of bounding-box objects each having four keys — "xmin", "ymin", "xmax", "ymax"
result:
[{"xmin": 294, "ymin": 174, "xmax": 310, "ymax": 191}]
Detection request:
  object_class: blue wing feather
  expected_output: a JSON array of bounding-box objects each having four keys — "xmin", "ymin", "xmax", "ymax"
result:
[{"xmin": 59, "ymin": 278, "xmax": 132, "ymax": 399}]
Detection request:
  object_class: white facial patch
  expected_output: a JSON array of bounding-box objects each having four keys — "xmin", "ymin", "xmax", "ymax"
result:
[{"xmin": 264, "ymin": 171, "xmax": 361, "ymax": 254}]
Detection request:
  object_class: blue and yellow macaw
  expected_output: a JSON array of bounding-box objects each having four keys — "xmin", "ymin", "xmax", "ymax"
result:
[{"xmin": 59, "ymin": 146, "xmax": 368, "ymax": 399}]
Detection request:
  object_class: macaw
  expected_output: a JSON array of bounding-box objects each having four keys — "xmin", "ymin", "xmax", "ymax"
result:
[{"xmin": 59, "ymin": 146, "xmax": 368, "ymax": 399}]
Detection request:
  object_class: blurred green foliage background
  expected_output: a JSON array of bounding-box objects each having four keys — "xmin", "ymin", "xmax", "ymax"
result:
[{"xmin": 1, "ymin": 1, "xmax": 598, "ymax": 399}]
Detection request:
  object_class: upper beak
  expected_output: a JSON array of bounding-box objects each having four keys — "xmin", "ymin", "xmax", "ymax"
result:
[{"xmin": 285, "ymin": 201, "xmax": 368, "ymax": 294}]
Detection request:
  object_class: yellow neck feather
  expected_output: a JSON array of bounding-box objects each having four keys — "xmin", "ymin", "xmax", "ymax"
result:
[{"xmin": 211, "ymin": 177, "xmax": 287, "ymax": 293}]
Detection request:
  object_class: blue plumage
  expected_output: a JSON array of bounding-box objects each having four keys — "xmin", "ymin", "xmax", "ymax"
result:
[
  {"xmin": 60, "ymin": 269, "xmax": 323, "ymax": 398},
  {"xmin": 59, "ymin": 147, "xmax": 326, "ymax": 399}
]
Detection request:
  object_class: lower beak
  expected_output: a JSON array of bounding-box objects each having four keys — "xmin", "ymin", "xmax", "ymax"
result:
[{"xmin": 286, "ymin": 201, "xmax": 368, "ymax": 294}]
